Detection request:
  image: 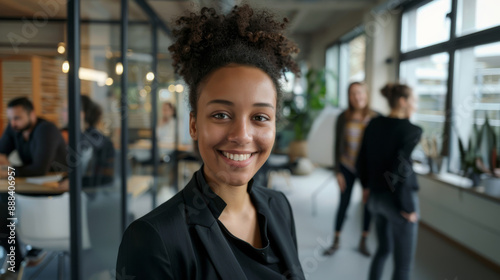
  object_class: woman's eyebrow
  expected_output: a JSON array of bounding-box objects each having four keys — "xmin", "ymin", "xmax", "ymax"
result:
[
  {"xmin": 253, "ymin": 103, "xmax": 275, "ymax": 110},
  {"xmin": 206, "ymin": 100, "xmax": 274, "ymax": 110},
  {"xmin": 207, "ymin": 99, "xmax": 233, "ymax": 106}
]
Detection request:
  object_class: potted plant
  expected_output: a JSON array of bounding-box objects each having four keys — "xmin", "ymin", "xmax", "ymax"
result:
[
  {"xmin": 456, "ymin": 116, "xmax": 500, "ymax": 187},
  {"xmin": 282, "ymin": 68, "xmax": 332, "ymax": 163}
]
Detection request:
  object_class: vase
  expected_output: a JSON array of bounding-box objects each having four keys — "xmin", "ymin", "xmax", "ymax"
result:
[{"xmin": 288, "ymin": 140, "xmax": 307, "ymax": 163}]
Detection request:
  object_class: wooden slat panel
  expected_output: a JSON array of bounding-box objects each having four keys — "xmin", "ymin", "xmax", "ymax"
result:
[
  {"xmin": 40, "ymin": 57, "xmax": 67, "ymax": 127},
  {"xmin": 32, "ymin": 56, "xmax": 42, "ymax": 116},
  {"xmin": 1, "ymin": 59, "xmax": 32, "ymax": 130}
]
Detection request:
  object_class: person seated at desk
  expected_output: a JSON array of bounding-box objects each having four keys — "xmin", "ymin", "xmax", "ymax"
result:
[
  {"xmin": 0, "ymin": 97, "xmax": 67, "ymax": 279},
  {"xmin": 0, "ymin": 97, "xmax": 67, "ymax": 177},
  {"xmin": 58, "ymin": 95, "xmax": 115, "ymax": 190}
]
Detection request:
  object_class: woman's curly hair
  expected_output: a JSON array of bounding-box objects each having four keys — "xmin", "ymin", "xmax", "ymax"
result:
[{"xmin": 168, "ymin": 4, "xmax": 300, "ymax": 115}]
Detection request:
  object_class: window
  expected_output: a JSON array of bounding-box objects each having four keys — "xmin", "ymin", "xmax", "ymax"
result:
[
  {"xmin": 399, "ymin": 0, "xmax": 500, "ymax": 173},
  {"xmin": 400, "ymin": 53, "xmax": 449, "ymax": 139},
  {"xmin": 456, "ymin": 0, "xmax": 500, "ymax": 36},
  {"xmin": 449, "ymin": 42, "xmax": 500, "ymax": 173},
  {"xmin": 325, "ymin": 45, "xmax": 339, "ymax": 107},
  {"xmin": 325, "ymin": 31, "xmax": 366, "ymax": 108},
  {"xmin": 401, "ymin": 0, "xmax": 451, "ymax": 52}
]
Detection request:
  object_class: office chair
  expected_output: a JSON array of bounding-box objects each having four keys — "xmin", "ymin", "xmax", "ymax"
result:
[{"xmin": 16, "ymin": 193, "xmax": 91, "ymax": 280}]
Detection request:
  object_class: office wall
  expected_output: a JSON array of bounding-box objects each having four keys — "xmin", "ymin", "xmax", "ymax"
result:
[
  {"xmin": 417, "ymin": 175, "xmax": 500, "ymax": 267},
  {"xmin": 307, "ymin": 6, "xmax": 399, "ymax": 114}
]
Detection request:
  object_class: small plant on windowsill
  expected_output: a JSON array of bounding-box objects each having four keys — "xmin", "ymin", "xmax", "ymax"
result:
[
  {"xmin": 456, "ymin": 116, "xmax": 500, "ymax": 187},
  {"xmin": 421, "ymin": 136, "xmax": 442, "ymax": 174}
]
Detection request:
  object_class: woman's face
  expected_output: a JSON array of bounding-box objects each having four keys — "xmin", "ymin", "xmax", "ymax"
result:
[
  {"xmin": 162, "ymin": 103, "xmax": 174, "ymax": 118},
  {"xmin": 406, "ymin": 92, "xmax": 418, "ymax": 118},
  {"xmin": 190, "ymin": 65, "xmax": 276, "ymax": 188},
  {"xmin": 348, "ymin": 84, "xmax": 368, "ymax": 110}
]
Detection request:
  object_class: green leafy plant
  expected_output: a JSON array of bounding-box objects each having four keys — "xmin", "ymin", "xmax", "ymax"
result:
[
  {"xmin": 283, "ymin": 69, "xmax": 334, "ymax": 141},
  {"xmin": 456, "ymin": 116, "xmax": 500, "ymax": 179}
]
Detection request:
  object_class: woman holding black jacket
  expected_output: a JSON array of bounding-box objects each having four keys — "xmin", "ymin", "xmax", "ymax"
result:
[{"xmin": 356, "ymin": 83, "xmax": 422, "ymax": 280}]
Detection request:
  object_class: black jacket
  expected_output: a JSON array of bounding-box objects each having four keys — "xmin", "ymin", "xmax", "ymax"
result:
[
  {"xmin": 116, "ymin": 169, "xmax": 305, "ymax": 280},
  {"xmin": 356, "ymin": 116, "xmax": 423, "ymax": 213}
]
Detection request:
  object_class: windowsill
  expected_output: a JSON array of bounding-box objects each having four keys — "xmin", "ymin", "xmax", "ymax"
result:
[{"xmin": 414, "ymin": 163, "xmax": 500, "ymax": 204}]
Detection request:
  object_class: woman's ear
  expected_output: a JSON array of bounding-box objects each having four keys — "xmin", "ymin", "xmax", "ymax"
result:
[
  {"xmin": 189, "ymin": 112, "xmax": 198, "ymax": 141},
  {"xmin": 398, "ymin": 96, "xmax": 408, "ymax": 110}
]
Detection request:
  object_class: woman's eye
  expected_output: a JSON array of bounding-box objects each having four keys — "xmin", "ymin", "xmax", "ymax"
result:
[
  {"xmin": 212, "ymin": 113, "xmax": 229, "ymax": 119},
  {"xmin": 253, "ymin": 115, "xmax": 270, "ymax": 122}
]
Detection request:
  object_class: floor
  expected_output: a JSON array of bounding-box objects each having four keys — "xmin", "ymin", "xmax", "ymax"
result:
[
  {"xmin": 280, "ymin": 167, "xmax": 500, "ymax": 280},
  {"xmin": 12, "ymin": 167, "xmax": 500, "ymax": 279}
]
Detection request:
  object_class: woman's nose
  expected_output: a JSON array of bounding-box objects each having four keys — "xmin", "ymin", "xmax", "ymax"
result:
[{"xmin": 227, "ymin": 119, "xmax": 252, "ymax": 144}]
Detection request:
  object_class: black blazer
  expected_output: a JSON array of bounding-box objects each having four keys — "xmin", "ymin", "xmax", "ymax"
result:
[{"xmin": 116, "ymin": 170, "xmax": 305, "ymax": 280}]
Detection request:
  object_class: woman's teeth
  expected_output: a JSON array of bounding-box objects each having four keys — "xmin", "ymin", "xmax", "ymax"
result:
[{"xmin": 222, "ymin": 152, "xmax": 251, "ymax": 161}]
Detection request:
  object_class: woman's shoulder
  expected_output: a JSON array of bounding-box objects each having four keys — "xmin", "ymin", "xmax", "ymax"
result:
[
  {"xmin": 252, "ymin": 185, "xmax": 292, "ymax": 211},
  {"xmin": 131, "ymin": 191, "xmax": 187, "ymax": 233}
]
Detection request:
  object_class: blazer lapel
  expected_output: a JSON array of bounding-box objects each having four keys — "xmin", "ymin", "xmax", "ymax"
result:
[
  {"xmin": 182, "ymin": 175, "xmax": 247, "ymax": 280},
  {"xmin": 194, "ymin": 224, "xmax": 247, "ymax": 280},
  {"xmin": 253, "ymin": 190, "xmax": 305, "ymax": 279}
]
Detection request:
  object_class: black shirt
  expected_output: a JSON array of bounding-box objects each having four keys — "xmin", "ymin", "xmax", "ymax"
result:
[
  {"xmin": 356, "ymin": 116, "xmax": 422, "ymax": 213},
  {"xmin": 0, "ymin": 118, "xmax": 67, "ymax": 176},
  {"xmin": 80, "ymin": 127, "xmax": 115, "ymax": 188},
  {"xmin": 195, "ymin": 169, "xmax": 287, "ymax": 279}
]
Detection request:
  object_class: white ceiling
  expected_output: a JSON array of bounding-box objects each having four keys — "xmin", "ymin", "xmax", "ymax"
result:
[
  {"xmin": 0, "ymin": 0, "xmax": 377, "ymax": 35},
  {"xmin": 0, "ymin": 0, "xmax": 381, "ymax": 59}
]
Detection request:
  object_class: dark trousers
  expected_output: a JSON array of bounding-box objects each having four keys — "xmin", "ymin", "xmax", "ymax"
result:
[
  {"xmin": 334, "ymin": 164, "xmax": 371, "ymax": 232},
  {"xmin": 368, "ymin": 191, "xmax": 419, "ymax": 280},
  {"xmin": 0, "ymin": 193, "xmax": 24, "ymax": 270}
]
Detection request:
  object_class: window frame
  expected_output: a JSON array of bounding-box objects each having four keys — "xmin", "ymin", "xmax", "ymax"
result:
[
  {"xmin": 398, "ymin": 0, "xmax": 500, "ymax": 167},
  {"xmin": 325, "ymin": 26, "xmax": 365, "ymax": 108}
]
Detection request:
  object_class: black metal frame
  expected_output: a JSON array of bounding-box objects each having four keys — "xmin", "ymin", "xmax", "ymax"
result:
[
  {"xmin": 151, "ymin": 21, "xmax": 159, "ymax": 209},
  {"xmin": 61, "ymin": 0, "xmax": 173, "ymax": 278},
  {"xmin": 119, "ymin": 0, "xmax": 129, "ymax": 236},
  {"xmin": 398, "ymin": 0, "xmax": 500, "ymax": 160},
  {"xmin": 67, "ymin": 0, "xmax": 82, "ymax": 279}
]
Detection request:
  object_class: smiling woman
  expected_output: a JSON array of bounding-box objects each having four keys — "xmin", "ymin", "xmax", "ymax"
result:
[{"xmin": 116, "ymin": 4, "xmax": 304, "ymax": 280}]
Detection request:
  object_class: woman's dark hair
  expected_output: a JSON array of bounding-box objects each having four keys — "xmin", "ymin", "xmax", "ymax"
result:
[
  {"xmin": 168, "ymin": 4, "xmax": 300, "ymax": 115},
  {"xmin": 81, "ymin": 95, "xmax": 102, "ymax": 128},
  {"xmin": 346, "ymin": 81, "xmax": 370, "ymax": 119},
  {"xmin": 380, "ymin": 83, "xmax": 413, "ymax": 109}
]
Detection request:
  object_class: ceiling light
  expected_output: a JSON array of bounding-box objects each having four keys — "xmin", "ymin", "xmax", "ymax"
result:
[
  {"xmin": 62, "ymin": 60, "xmax": 69, "ymax": 73},
  {"xmin": 175, "ymin": 84, "xmax": 184, "ymax": 93},
  {"xmin": 115, "ymin": 62, "xmax": 123, "ymax": 75},
  {"xmin": 168, "ymin": 84, "xmax": 176, "ymax": 93},
  {"xmin": 146, "ymin": 72, "xmax": 154, "ymax": 81},
  {"xmin": 105, "ymin": 77, "xmax": 113, "ymax": 86},
  {"xmin": 57, "ymin": 42, "xmax": 65, "ymax": 54}
]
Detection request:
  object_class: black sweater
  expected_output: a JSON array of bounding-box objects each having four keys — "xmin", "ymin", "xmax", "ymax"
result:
[
  {"xmin": 356, "ymin": 116, "xmax": 422, "ymax": 213},
  {"xmin": 0, "ymin": 118, "xmax": 67, "ymax": 176}
]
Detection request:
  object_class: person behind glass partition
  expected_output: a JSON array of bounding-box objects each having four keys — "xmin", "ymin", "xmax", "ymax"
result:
[
  {"xmin": 58, "ymin": 95, "xmax": 115, "ymax": 191},
  {"xmin": 116, "ymin": 5, "xmax": 305, "ymax": 279},
  {"xmin": 157, "ymin": 102, "xmax": 177, "ymax": 145}
]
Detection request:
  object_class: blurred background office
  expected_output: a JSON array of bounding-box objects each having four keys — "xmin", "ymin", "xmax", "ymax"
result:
[{"xmin": 0, "ymin": 0, "xmax": 499, "ymax": 279}]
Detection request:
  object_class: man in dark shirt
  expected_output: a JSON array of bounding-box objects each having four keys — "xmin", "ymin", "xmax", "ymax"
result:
[
  {"xmin": 0, "ymin": 97, "xmax": 67, "ymax": 178},
  {"xmin": 0, "ymin": 97, "xmax": 67, "ymax": 279}
]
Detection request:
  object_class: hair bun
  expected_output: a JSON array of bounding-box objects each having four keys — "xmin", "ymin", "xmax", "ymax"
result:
[{"xmin": 381, "ymin": 83, "xmax": 394, "ymax": 99}]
